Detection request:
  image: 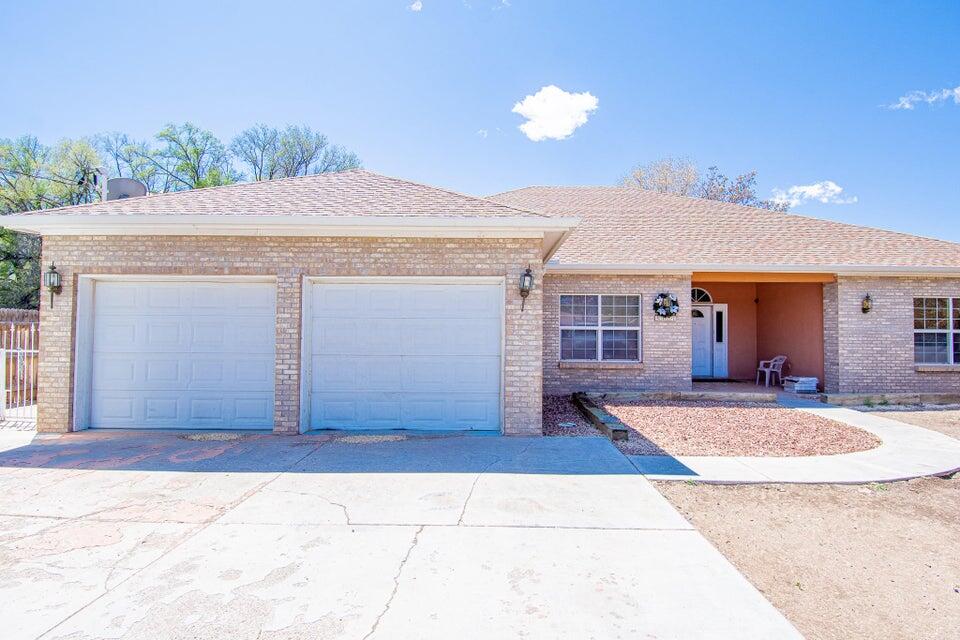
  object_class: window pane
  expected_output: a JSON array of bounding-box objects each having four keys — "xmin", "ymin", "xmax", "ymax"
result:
[
  {"xmin": 561, "ymin": 329, "xmax": 598, "ymax": 360},
  {"xmin": 715, "ymin": 311, "xmax": 724, "ymax": 342},
  {"xmin": 914, "ymin": 298, "xmax": 949, "ymax": 330},
  {"xmin": 953, "ymin": 299, "xmax": 960, "ymax": 331},
  {"xmin": 559, "ymin": 295, "xmax": 598, "ymax": 327},
  {"xmin": 955, "ymin": 333, "xmax": 960, "ymax": 364},
  {"xmin": 601, "ymin": 295, "xmax": 640, "ymax": 327},
  {"xmin": 914, "ymin": 332, "xmax": 948, "ymax": 364},
  {"xmin": 601, "ymin": 329, "xmax": 639, "ymax": 361}
]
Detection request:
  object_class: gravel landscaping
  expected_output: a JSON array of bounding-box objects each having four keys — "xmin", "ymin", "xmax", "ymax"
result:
[
  {"xmin": 601, "ymin": 399, "xmax": 881, "ymax": 457},
  {"xmin": 658, "ymin": 477, "xmax": 960, "ymax": 640},
  {"xmin": 541, "ymin": 395, "xmax": 602, "ymax": 437}
]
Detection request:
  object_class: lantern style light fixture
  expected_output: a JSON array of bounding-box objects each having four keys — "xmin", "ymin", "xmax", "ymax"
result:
[
  {"xmin": 519, "ymin": 266, "xmax": 534, "ymax": 310},
  {"xmin": 861, "ymin": 293, "xmax": 873, "ymax": 314},
  {"xmin": 43, "ymin": 263, "xmax": 62, "ymax": 307}
]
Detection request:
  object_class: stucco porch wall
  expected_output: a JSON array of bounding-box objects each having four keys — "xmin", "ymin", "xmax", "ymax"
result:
[
  {"xmin": 690, "ymin": 282, "xmax": 757, "ymax": 379},
  {"xmin": 542, "ymin": 274, "xmax": 692, "ymax": 394},
  {"xmin": 37, "ymin": 235, "xmax": 544, "ymax": 436},
  {"xmin": 827, "ymin": 276, "xmax": 960, "ymax": 393},
  {"xmin": 756, "ymin": 282, "xmax": 825, "ymax": 381}
]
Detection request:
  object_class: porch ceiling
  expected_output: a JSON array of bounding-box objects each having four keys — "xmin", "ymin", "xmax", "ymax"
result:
[{"xmin": 692, "ymin": 272, "xmax": 836, "ymax": 283}]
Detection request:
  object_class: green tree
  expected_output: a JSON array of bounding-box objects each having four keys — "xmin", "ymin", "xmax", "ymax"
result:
[
  {"xmin": 0, "ymin": 135, "xmax": 102, "ymax": 308},
  {"xmin": 138, "ymin": 123, "xmax": 238, "ymax": 190},
  {"xmin": 95, "ymin": 132, "xmax": 167, "ymax": 193},
  {"xmin": 0, "ymin": 230, "xmax": 40, "ymax": 308}
]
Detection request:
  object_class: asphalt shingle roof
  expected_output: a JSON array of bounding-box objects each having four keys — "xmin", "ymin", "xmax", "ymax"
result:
[
  {"xmin": 487, "ymin": 186, "xmax": 960, "ymax": 270},
  {"xmin": 16, "ymin": 169, "xmax": 546, "ymax": 219}
]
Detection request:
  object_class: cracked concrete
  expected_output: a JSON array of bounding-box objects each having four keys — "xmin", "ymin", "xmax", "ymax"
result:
[
  {"xmin": 362, "ymin": 525, "xmax": 424, "ymax": 640},
  {"xmin": 0, "ymin": 430, "xmax": 801, "ymax": 639}
]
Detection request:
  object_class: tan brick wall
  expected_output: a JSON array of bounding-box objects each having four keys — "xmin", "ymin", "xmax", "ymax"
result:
[
  {"xmin": 542, "ymin": 274, "xmax": 692, "ymax": 394},
  {"xmin": 38, "ymin": 235, "xmax": 543, "ymax": 436},
  {"xmin": 830, "ymin": 276, "xmax": 960, "ymax": 393},
  {"xmin": 822, "ymin": 282, "xmax": 840, "ymax": 392}
]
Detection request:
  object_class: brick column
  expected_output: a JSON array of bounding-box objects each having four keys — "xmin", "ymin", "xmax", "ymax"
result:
[
  {"xmin": 273, "ymin": 270, "xmax": 303, "ymax": 434},
  {"xmin": 36, "ymin": 243, "xmax": 75, "ymax": 433},
  {"xmin": 822, "ymin": 282, "xmax": 840, "ymax": 393},
  {"xmin": 503, "ymin": 262, "xmax": 544, "ymax": 435}
]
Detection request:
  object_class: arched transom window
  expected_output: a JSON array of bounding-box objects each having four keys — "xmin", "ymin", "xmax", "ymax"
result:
[{"xmin": 691, "ymin": 287, "xmax": 712, "ymax": 303}]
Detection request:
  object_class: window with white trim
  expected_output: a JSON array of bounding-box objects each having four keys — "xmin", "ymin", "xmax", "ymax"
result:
[
  {"xmin": 914, "ymin": 297, "xmax": 960, "ymax": 364},
  {"xmin": 560, "ymin": 295, "xmax": 641, "ymax": 361}
]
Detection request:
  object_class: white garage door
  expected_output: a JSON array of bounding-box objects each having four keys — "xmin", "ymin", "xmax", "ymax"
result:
[
  {"xmin": 309, "ymin": 282, "xmax": 502, "ymax": 431},
  {"xmin": 90, "ymin": 280, "xmax": 276, "ymax": 429}
]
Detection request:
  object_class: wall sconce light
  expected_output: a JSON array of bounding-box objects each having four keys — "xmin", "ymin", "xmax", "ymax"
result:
[
  {"xmin": 43, "ymin": 263, "xmax": 62, "ymax": 307},
  {"xmin": 861, "ymin": 293, "xmax": 872, "ymax": 314},
  {"xmin": 519, "ymin": 266, "xmax": 534, "ymax": 310}
]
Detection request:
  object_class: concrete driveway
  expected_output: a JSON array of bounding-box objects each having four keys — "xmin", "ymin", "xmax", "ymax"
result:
[{"xmin": 0, "ymin": 430, "xmax": 800, "ymax": 639}]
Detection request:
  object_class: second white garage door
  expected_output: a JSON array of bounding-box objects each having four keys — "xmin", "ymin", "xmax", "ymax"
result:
[
  {"xmin": 308, "ymin": 281, "xmax": 502, "ymax": 431},
  {"xmin": 90, "ymin": 280, "xmax": 276, "ymax": 429}
]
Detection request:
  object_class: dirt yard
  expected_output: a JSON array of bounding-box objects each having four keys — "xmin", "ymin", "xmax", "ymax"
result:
[
  {"xmin": 658, "ymin": 477, "xmax": 960, "ymax": 640},
  {"xmin": 864, "ymin": 406, "xmax": 960, "ymax": 441},
  {"xmin": 601, "ymin": 399, "xmax": 880, "ymax": 456}
]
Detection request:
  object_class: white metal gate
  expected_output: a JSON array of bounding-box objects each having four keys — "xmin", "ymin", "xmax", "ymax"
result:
[{"xmin": 0, "ymin": 321, "xmax": 39, "ymax": 422}]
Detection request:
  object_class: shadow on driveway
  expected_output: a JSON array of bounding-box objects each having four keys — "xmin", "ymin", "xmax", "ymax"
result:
[{"xmin": 0, "ymin": 430, "xmax": 640, "ymax": 475}]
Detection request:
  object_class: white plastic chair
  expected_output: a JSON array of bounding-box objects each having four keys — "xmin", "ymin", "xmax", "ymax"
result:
[{"xmin": 756, "ymin": 355, "xmax": 788, "ymax": 387}]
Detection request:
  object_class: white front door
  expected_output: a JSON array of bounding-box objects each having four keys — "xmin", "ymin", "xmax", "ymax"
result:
[
  {"xmin": 89, "ymin": 280, "xmax": 276, "ymax": 429},
  {"xmin": 308, "ymin": 281, "xmax": 502, "ymax": 431},
  {"xmin": 691, "ymin": 306, "xmax": 713, "ymax": 377}
]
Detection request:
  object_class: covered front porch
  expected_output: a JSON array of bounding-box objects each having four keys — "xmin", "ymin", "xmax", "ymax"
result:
[{"xmin": 688, "ymin": 272, "xmax": 833, "ymax": 390}]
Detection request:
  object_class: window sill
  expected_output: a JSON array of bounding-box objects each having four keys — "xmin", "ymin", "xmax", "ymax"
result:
[
  {"xmin": 915, "ymin": 364, "xmax": 960, "ymax": 373},
  {"xmin": 559, "ymin": 360, "xmax": 644, "ymax": 370}
]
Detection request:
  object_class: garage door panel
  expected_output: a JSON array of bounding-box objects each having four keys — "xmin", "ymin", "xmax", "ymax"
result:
[
  {"xmin": 402, "ymin": 319, "xmax": 499, "ymax": 356},
  {"xmin": 233, "ymin": 319, "xmax": 276, "ymax": 351},
  {"xmin": 145, "ymin": 286, "xmax": 186, "ymax": 312},
  {"xmin": 309, "ymin": 282, "xmax": 502, "ymax": 431},
  {"xmin": 313, "ymin": 355, "xmax": 402, "ymax": 391},
  {"xmin": 92, "ymin": 391, "xmax": 273, "ymax": 428},
  {"xmin": 401, "ymin": 356, "xmax": 500, "ymax": 392},
  {"xmin": 90, "ymin": 281, "xmax": 276, "ymax": 430},
  {"xmin": 92, "ymin": 354, "xmax": 273, "ymax": 392},
  {"xmin": 93, "ymin": 319, "xmax": 138, "ymax": 351},
  {"xmin": 310, "ymin": 391, "xmax": 499, "ymax": 431},
  {"xmin": 314, "ymin": 319, "xmax": 401, "ymax": 355}
]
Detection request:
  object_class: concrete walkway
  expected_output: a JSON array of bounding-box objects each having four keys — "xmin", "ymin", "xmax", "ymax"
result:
[
  {"xmin": 0, "ymin": 430, "xmax": 801, "ymax": 639},
  {"xmin": 634, "ymin": 397, "xmax": 960, "ymax": 483}
]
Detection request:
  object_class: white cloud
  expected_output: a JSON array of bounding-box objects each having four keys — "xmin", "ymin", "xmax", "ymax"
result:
[
  {"xmin": 408, "ymin": 0, "xmax": 423, "ymax": 11},
  {"xmin": 511, "ymin": 85, "xmax": 599, "ymax": 141},
  {"xmin": 771, "ymin": 181, "xmax": 858, "ymax": 208},
  {"xmin": 476, "ymin": 129, "xmax": 488, "ymax": 138},
  {"xmin": 887, "ymin": 85, "xmax": 960, "ymax": 110}
]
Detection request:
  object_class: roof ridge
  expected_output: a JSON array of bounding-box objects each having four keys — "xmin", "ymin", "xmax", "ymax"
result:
[
  {"xmin": 492, "ymin": 184, "xmax": 960, "ymax": 247},
  {"xmin": 9, "ymin": 169, "xmax": 370, "ymax": 216},
  {"xmin": 366, "ymin": 171, "xmax": 550, "ymax": 218}
]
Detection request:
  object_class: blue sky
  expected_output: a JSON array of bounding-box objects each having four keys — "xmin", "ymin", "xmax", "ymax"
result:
[{"xmin": 4, "ymin": 1, "xmax": 959, "ymax": 238}]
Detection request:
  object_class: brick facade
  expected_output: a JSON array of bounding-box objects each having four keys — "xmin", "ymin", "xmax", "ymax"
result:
[
  {"xmin": 542, "ymin": 274, "xmax": 692, "ymax": 395},
  {"xmin": 37, "ymin": 235, "xmax": 543, "ymax": 436},
  {"xmin": 38, "ymin": 236, "xmax": 960, "ymax": 437},
  {"xmin": 822, "ymin": 282, "xmax": 840, "ymax": 392},
  {"xmin": 825, "ymin": 276, "xmax": 960, "ymax": 393}
]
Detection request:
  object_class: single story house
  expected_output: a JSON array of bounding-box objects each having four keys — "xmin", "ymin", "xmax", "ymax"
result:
[{"xmin": 4, "ymin": 169, "xmax": 959, "ymax": 436}]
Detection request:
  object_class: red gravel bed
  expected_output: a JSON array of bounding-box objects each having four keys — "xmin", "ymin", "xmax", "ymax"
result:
[
  {"xmin": 541, "ymin": 396, "xmax": 602, "ymax": 437},
  {"xmin": 601, "ymin": 400, "xmax": 881, "ymax": 457}
]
